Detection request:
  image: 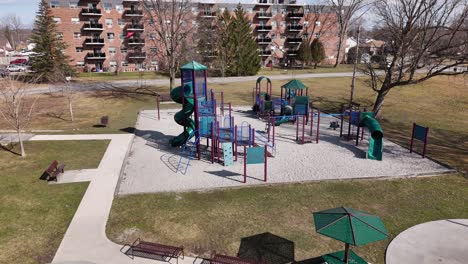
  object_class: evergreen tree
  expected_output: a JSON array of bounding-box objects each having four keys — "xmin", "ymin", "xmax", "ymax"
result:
[
  {"xmin": 30, "ymin": 0, "xmax": 74, "ymax": 82},
  {"xmin": 215, "ymin": 9, "xmax": 235, "ymax": 77},
  {"xmin": 227, "ymin": 5, "xmax": 260, "ymax": 76},
  {"xmin": 296, "ymin": 39, "xmax": 312, "ymax": 66},
  {"xmin": 310, "ymin": 38, "xmax": 326, "ymax": 69}
]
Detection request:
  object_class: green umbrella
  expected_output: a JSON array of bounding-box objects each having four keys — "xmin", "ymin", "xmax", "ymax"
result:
[{"xmin": 313, "ymin": 207, "xmax": 388, "ymax": 263}]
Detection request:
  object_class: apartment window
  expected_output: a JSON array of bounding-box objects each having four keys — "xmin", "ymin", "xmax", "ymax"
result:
[
  {"xmin": 71, "ymin": 18, "xmax": 79, "ymax": 24},
  {"xmin": 103, "ymin": 3, "xmax": 112, "ymax": 12},
  {"xmin": 105, "ymin": 19, "xmax": 113, "ymax": 27},
  {"xmin": 53, "ymin": 17, "xmax": 61, "ymax": 24},
  {"xmin": 73, "ymin": 32, "xmax": 81, "ymax": 39},
  {"xmin": 69, "ymin": 2, "xmax": 78, "ymax": 8},
  {"xmin": 109, "ymin": 47, "xmax": 116, "ymax": 55},
  {"xmin": 151, "ymin": 61, "xmax": 158, "ymax": 66},
  {"xmin": 280, "ymin": 21, "xmax": 286, "ymax": 28},
  {"xmin": 107, "ymin": 33, "xmax": 115, "ymax": 40},
  {"xmin": 76, "ymin": 61, "xmax": 85, "ymax": 66},
  {"xmin": 191, "ymin": 7, "xmax": 198, "ymax": 13},
  {"xmin": 270, "ymin": 21, "xmax": 276, "ymax": 27},
  {"xmin": 110, "ymin": 61, "xmax": 117, "ymax": 67},
  {"xmin": 116, "ymin": 5, "xmax": 124, "ymax": 13},
  {"xmin": 150, "ymin": 33, "xmax": 157, "ymax": 40},
  {"xmin": 50, "ymin": 1, "xmax": 60, "ymax": 8},
  {"xmin": 120, "ymin": 48, "xmax": 128, "ymax": 54},
  {"xmin": 75, "ymin": 47, "xmax": 83, "ymax": 52},
  {"xmin": 271, "ymin": 34, "xmax": 276, "ymax": 39},
  {"xmin": 150, "ymin": 47, "xmax": 158, "ymax": 53},
  {"xmin": 57, "ymin": 32, "xmax": 64, "ymax": 38},
  {"xmin": 119, "ymin": 33, "xmax": 125, "ymax": 40},
  {"xmin": 281, "ymin": 8, "xmax": 286, "ymax": 14},
  {"xmin": 118, "ymin": 19, "xmax": 124, "ymax": 27},
  {"xmin": 303, "ymin": 21, "xmax": 309, "ymax": 27},
  {"xmin": 122, "ymin": 61, "xmax": 129, "ymax": 67},
  {"xmin": 302, "ymin": 33, "xmax": 309, "ymax": 39},
  {"xmin": 280, "ymin": 34, "xmax": 285, "ymax": 39},
  {"xmin": 272, "ymin": 9, "xmax": 277, "ymax": 15},
  {"xmin": 315, "ymin": 33, "xmax": 320, "ymax": 38},
  {"xmin": 165, "ymin": 20, "xmax": 171, "ymax": 25},
  {"xmin": 315, "ymin": 21, "xmax": 321, "ymax": 26}
]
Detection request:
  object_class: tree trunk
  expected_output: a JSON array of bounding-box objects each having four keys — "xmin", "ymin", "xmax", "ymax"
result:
[
  {"xmin": 68, "ymin": 99, "xmax": 74, "ymax": 122},
  {"xmin": 334, "ymin": 36, "xmax": 344, "ymax": 68},
  {"xmin": 314, "ymin": 62, "xmax": 318, "ymax": 69},
  {"xmin": 372, "ymin": 88, "xmax": 390, "ymax": 118},
  {"xmin": 17, "ymin": 130, "xmax": 25, "ymax": 157},
  {"xmin": 169, "ymin": 76, "xmax": 174, "ymax": 92}
]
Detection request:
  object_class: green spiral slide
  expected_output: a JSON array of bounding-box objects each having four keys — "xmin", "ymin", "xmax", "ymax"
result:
[
  {"xmin": 359, "ymin": 112, "xmax": 383, "ymax": 161},
  {"xmin": 170, "ymin": 85, "xmax": 196, "ymax": 147}
]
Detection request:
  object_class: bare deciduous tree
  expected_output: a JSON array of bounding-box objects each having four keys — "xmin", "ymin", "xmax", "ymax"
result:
[
  {"xmin": 143, "ymin": 0, "xmax": 196, "ymax": 91},
  {"xmin": 362, "ymin": 0, "xmax": 468, "ymax": 117},
  {"xmin": 1, "ymin": 14, "xmax": 23, "ymax": 51},
  {"xmin": 0, "ymin": 76, "xmax": 39, "ymax": 157},
  {"xmin": 329, "ymin": 0, "xmax": 369, "ymax": 67}
]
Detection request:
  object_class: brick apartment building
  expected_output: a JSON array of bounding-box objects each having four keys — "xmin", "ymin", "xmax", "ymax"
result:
[{"xmin": 46, "ymin": 0, "xmax": 342, "ymax": 72}]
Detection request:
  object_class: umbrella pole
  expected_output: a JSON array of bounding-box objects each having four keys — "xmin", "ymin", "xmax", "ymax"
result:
[{"xmin": 344, "ymin": 243, "xmax": 350, "ymax": 264}]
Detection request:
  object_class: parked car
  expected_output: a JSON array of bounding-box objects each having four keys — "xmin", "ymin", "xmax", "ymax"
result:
[
  {"xmin": 0, "ymin": 68, "xmax": 10, "ymax": 77},
  {"xmin": 6, "ymin": 64, "xmax": 25, "ymax": 72},
  {"xmin": 10, "ymin": 58, "xmax": 28, "ymax": 65}
]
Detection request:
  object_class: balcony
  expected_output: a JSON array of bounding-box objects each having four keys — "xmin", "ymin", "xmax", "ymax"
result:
[
  {"xmin": 256, "ymin": 0, "xmax": 270, "ymax": 5},
  {"xmin": 123, "ymin": 0, "xmax": 141, "ymax": 2},
  {"xmin": 83, "ymin": 23, "xmax": 103, "ymax": 31},
  {"xmin": 287, "ymin": 50, "xmax": 298, "ymax": 56},
  {"xmin": 124, "ymin": 10, "xmax": 144, "ymax": 17},
  {"xmin": 287, "ymin": 12, "xmax": 304, "ymax": 19},
  {"xmin": 86, "ymin": 52, "xmax": 106, "ymax": 59},
  {"xmin": 84, "ymin": 38, "xmax": 105, "ymax": 45},
  {"xmin": 287, "ymin": 25, "xmax": 303, "ymax": 31},
  {"xmin": 126, "ymin": 24, "xmax": 144, "ymax": 31},
  {"xmin": 200, "ymin": 11, "xmax": 216, "ymax": 17},
  {"xmin": 256, "ymin": 38, "xmax": 272, "ymax": 44},
  {"xmin": 286, "ymin": 37, "xmax": 302, "ymax": 43},
  {"xmin": 128, "ymin": 52, "xmax": 146, "ymax": 59},
  {"xmin": 259, "ymin": 50, "xmax": 271, "ymax": 56},
  {"xmin": 255, "ymin": 25, "xmax": 272, "ymax": 32},
  {"xmin": 286, "ymin": 0, "xmax": 300, "ymax": 5},
  {"xmin": 256, "ymin": 12, "xmax": 272, "ymax": 19},
  {"xmin": 81, "ymin": 8, "xmax": 102, "ymax": 16},
  {"xmin": 127, "ymin": 39, "xmax": 145, "ymax": 45}
]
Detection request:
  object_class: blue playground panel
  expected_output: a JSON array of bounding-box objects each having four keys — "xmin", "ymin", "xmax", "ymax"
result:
[
  {"xmin": 295, "ymin": 104, "xmax": 307, "ymax": 115},
  {"xmin": 414, "ymin": 125, "xmax": 428, "ymax": 141},
  {"xmin": 350, "ymin": 111, "xmax": 360, "ymax": 125},
  {"xmin": 222, "ymin": 142, "xmax": 234, "ymax": 166},
  {"xmin": 247, "ymin": 147, "xmax": 264, "ymax": 164},
  {"xmin": 199, "ymin": 116, "xmax": 215, "ymax": 136}
]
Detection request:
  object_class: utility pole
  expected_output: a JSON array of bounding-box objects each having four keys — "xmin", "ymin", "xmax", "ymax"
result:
[{"xmin": 350, "ymin": 25, "xmax": 361, "ymax": 108}]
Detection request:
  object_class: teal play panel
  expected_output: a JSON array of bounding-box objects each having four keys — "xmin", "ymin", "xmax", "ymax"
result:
[
  {"xmin": 414, "ymin": 124, "xmax": 428, "ymax": 141},
  {"xmin": 247, "ymin": 147, "xmax": 264, "ymax": 164},
  {"xmin": 222, "ymin": 142, "xmax": 234, "ymax": 166}
]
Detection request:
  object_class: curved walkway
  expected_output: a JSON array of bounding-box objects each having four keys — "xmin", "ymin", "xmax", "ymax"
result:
[
  {"xmin": 31, "ymin": 134, "xmax": 194, "ymax": 264},
  {"xmin": 386, "ymin": 219, "xmax": 468, "ymax": 264}
]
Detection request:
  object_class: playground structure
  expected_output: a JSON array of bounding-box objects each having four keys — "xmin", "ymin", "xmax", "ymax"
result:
[
  {"xmin": 253, "ymin": 77, "xmax": 310, "ymax": 126},
  {"xmin": 410, "ymin": 123, "xmax": 429, "ymax": 158},
  {"xmin": 170, "ymin": 61, "xmax": 273, "ymax": 181}
]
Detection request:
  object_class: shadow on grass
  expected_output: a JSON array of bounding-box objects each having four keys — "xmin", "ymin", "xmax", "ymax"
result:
[{"xmin": 0, "ymin": 144, "xmax": 21, "ymax": 156}]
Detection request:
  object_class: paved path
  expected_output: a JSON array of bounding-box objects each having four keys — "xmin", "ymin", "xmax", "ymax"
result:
[
  {"xmin": 386, "ymin": 219, "xmax": 468, "ymax": 264},
  {"xmin": 25, "ymin": 71, "xmax": 363, "ymax": 95},
  {"xmin": 31, "ymin": 134, "xmax": 195, "ymax": 264}
]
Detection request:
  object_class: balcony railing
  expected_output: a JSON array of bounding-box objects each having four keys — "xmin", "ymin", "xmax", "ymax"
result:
[
  {"xmin": 127, "ymin": 24, "xmax": 144, "ymax": 31},
  {"xmin": 287, "ymin": 50, "xmax": 298, "ymax": 56},
  {"xmin": 287, "ymin": 25, "xmax": 303, "ymax": 31},
  {"xmin": 128, "ymin": 52, "xmax": 146, "ymax": 59},
  {"xmin": 286, "ymin": 0, "xmax": 299, "ymax": 5},
  {"xmin": 81, "ymin": 8, "xmax": 102, "ymax": 16},
  {"xmin": 84, "ymin": 38, "xmax": 105, "ymax": 45},
  {"xmin": 255, "ymin": 25, "xmax": 272, "ymax": 32},
  {"xmin": 127, "ymin": 39, "xmax": 145, "ymax": 45},
  {"xmin": 83, "ymin": 23, "xmax": 103, "ymax": 31},
  {"xmin": 256, "ymin": 0, "xmax": 270, "ymax": 4},
  {"xmin": 256, "ymin": 12, "xmax": 272, "ymax": 18},
  {"xmin": 123, "ymin": 0, "xmax": 141, "ymax": 2},
  {"xmin": 256, "ymin": 38, "xmax": 272, "ymax": 44},
  {"xmin": 124, "ymin": 10, "xmax": 144, "ymax": 17},
  {"xmin": 286, "ymin": 37, "xmax": 302, "ymax": 43},
  {"xmin": 87, "ymin": 52, "xmax": 106, "ymax": 59},
  {"xmin": 200, "ymin": 11, "xmax": 216, "ymax": 17},
  {"xmin": 259, "ymin": 50, "xmax": 271, "ymax": 56},
  {"xmin": 287, "ymin": 12, "xmax": 304, "ymax": 18}
]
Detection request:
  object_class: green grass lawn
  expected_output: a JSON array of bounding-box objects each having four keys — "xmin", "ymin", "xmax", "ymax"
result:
[
  {"xmin": 257, "ymin": 64, "xmax": 356, "ymax": 76},
  {"xmin": 76, "ymin": 71, "xmax": 168, "ymax": 81},
  {"xmin": 107, "ymin": 174, "xmax": 468, "ymax": 264},
  {"xmin": 0, "ymin": 140, "xmax": 109, "ymax": 264}
]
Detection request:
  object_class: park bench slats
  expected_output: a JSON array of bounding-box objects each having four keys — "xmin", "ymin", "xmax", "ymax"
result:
[
  {"xmin": 121, "ymin": 238, "xmax": 184, "ymax": 264},
  {"xmin": 41, "ymin": 160, "xmax": 65, "ymax": 181}
]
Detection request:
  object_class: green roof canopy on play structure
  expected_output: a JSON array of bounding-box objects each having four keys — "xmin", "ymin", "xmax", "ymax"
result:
[
  {"xmin": 280, "ymin": 79, "xmax": 309, "ymax": 103},
  {"xmin": 180, "ymin": 60, "xmax": 207, "ymax": 71}
]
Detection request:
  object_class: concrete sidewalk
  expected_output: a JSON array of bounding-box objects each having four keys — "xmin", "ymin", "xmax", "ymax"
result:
[
  {"xmin": 386, "ymin": 219, "xmax": 468, "ymax": 264},
  {"xmin": 31, "ymin": 134, "xmax": 193, "ymax": 264}
]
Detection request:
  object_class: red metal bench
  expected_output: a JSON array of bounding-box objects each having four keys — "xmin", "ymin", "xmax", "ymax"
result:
[
  {"xmin": 40, "ymin": 160, "xmax": 65, "ymax": 181},
  {"xmin": 121, "ymin": 238, "xmax": 184, "ymax": 264}
]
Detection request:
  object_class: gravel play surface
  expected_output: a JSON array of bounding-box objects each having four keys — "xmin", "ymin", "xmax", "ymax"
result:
[{"xmin": 117, "ymin": 108, "xmax": 451, "ymax": 195}]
